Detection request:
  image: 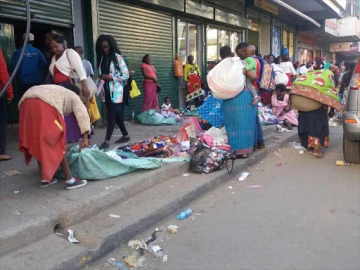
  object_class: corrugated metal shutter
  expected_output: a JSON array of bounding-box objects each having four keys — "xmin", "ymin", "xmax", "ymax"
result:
[
  {"xmin": 0, "ymin": 0, "xmax": 73, "ymax": 27},
  {"xmin": 98, "ymin": 0, "xmax": 175, "ymax": 117}
]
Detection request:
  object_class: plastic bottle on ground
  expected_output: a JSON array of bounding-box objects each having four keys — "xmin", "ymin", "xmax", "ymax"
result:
[{"xmin": 177, "ymin": 209, "xmax": 192, "ymax": 220}]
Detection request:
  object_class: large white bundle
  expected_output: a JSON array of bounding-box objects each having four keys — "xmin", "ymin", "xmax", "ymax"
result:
[
  {"xmin": 273, "ymin": 65, "xmax": 289, "ymax": 86},
  {"xmin": 207, "ymin": 57, "xmax": 246, "ymax": 100}
]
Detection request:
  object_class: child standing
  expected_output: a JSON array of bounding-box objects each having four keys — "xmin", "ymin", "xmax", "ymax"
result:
[
  {"xmin": 161, "ymin": 97, "xmax": 181, "ymax": 121},
  {"xmin": 243, "ymin": 45, "xmax": 261, "ymax": 105},
  {"xmin": 271, "ymin": 84, "xmax": 298, "ymax": 130}
]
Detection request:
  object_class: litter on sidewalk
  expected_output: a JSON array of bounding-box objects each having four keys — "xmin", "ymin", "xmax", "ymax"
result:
[
  {"xmin": 238, "ymin": 172, "xmax": 250, "ymax": 181},
  {"xmin": 109, "ymin": 214, "xmax": 120, "ymax": 219},
  {"xmin": 3, "ymin": 170, "xmax": 21, "ymax": 177},
  {"xmin": 246, "ymin": 185, "xmax": 262, "ymax": 189},
  {"xmin": 167, "ymin": 225, "xmax": 179, "ymax": 234},
  {"xmin": 67, "ymin": 229, "xmax": 79, "ymax": 243}
]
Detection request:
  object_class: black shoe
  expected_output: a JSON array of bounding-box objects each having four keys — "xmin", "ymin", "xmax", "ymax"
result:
[
  {"xmin": 115, "ymin": 136, "xmax": 130, "ymax": 144},
  {"xmin": 66, "ymin": 178, "xmax": 88, "ymax": 190},
  {"xmin": 39, "ymin": 178, "xmax": 58, "ymax": 188},
  {"xmin": 99, "ymin": 142, "xmax": 109, "ymax": 150}
]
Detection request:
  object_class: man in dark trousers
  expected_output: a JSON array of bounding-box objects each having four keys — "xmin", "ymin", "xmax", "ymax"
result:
[
  {"xmin": 11, "ymin": 33, "xmax": 47, "ymax": 98},
  {"xmin": 0, "ymin": 48, "xmax": 14, "ymax": 161}
]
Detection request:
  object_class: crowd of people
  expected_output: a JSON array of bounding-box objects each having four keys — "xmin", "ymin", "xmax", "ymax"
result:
[{"xmin": 0, "ymin": 30, "xmax": 353, "ymax": 190}]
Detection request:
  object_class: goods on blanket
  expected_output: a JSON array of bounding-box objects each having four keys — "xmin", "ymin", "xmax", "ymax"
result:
[
  {"xmin": 254, "ymin": 56, "xmax": 274, "ymax": 91},
  {"xmin": 198, "ymin": 95, "xmax": 223, "ymax": 128},
  {"xmin": 290, "ymin": 95, "xmax": 322, "ymax": 112},
  {"xmin": 273, "ymin": 65, "xmax": 289, "ymax": 86},
  {"xmin": 137, "ymin": 109, "xmax": 177, "ymax": 125},
  {"xmin": 207, "ymin": 57, "xmax": 246, "ymax": 100},
  {"xmin": 290, "ymin": 69, "xmax": 343, "ymax": 112},
  {"xmin": 55, "ymin": 148, "xmax": 162, "ymax": 180},
  {"xmin": 186, "ymin": 73, "xmax": 203, "ymax": 102},
  {"xmin": 258, "ymin": 105, "xmax": 281, "ymax": 125},
  {"xmin": 189, "ymin": 138, "xmax": 231, "ymax": 174},
  {"xmin": 176, "ymin": 123, "xmax": 197, "ymax": 142},
  {"xmin": 184, "ymin": 117, "xmax": 202, "ymax": 134},
  {"xmin": 203, "ymin": 127, "xmax": 228, "ymax": 145}
]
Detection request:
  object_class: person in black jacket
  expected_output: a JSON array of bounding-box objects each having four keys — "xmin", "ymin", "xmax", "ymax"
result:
[{"xmin": 340, "ymin": 62, "xmax": 356, "ymax": 100}]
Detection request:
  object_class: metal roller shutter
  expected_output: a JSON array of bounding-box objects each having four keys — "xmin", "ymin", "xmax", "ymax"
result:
[
  {"xmin": 0, "ymin": 0, "xmax": 73, "ymax": 27},
  {"xmin": 98, "ymin": 0, "xmax": 175, "ymax": 116}
]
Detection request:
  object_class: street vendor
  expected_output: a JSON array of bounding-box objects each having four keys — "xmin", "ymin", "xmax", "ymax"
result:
[
  {"xmin": 271, "ymin": 83, "xmax": 298, "ymax": 130},
  {"xmin": 184, "ymin": 55, "xmax": 202, "ymax": 103},
  {"xmin": 184, "ymin": 55, "xmax": 201, "ymax": 82},
  {"xmin": 18, "ymin": 85, "xmax": 90, "ymax": 189}
]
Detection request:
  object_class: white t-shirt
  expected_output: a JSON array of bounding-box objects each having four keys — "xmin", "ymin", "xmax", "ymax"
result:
[
  {"xmin": 279, "ymin": 61, "xmax": 297, "ymax": 75},
  {"xmin": 299, "ymin": 65, "xmax": 309, "ymax": 75},
  {"xmin": 161, "ymin": 103, "xmax": 171, "ymax": 110}
]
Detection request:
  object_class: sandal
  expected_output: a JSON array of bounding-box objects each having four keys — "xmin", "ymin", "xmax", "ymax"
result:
[
  {"xmin": 313, "ymin": 153, "xmax": 324, "ymax": 158},
  {"xmin": 235, "ymin": 154, "xmax": 249, "ymax": 159},
  {"xmin": 0, "ymin": 155, "xmax": 12, "ymax": 161}
]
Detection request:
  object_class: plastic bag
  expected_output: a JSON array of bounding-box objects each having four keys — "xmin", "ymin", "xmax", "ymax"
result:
[
  {"xmin": 273, "ymin": 66, "xmax": 289, "ymax": 86},
  {"xmin": 198, "ymin": 95, "xmax": 223, "ymax": 128},
  {"xmin": 184, "ymin": 117, "xmax": 202, "ymax": 134},
  {"xmin": 189, "ymin": 141, "xmax": 211, "ymax": 174},
  {"xmin": 87, "ymin": 96, "xmax": 101, "ymax": 124},
  {"xmin": 207, "ymin": 57, "xmax": 245, "ymax": 100},
  {"xmin": 130, "ymin": 80, "xmax": 141, "ymax": 98},
  {"xmin": 55, "ymin": 148, "xmax": 162, "ymax": 180},
  {"xmin": 137, "ymin": 109, "xmax": 177, "ymax": 125}
]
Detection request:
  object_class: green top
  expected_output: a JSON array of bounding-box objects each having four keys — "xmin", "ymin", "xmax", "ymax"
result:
[
  {"xmin": 293, "ymin": 69, "xmax": 339, "ymax": 101},
  {"xmin": 244, "ymin": 57, "xmax": 257, "ymax": 72}
]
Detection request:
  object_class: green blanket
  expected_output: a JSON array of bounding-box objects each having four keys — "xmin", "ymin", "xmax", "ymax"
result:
[
  {"xmin": 291, "ymin": 69, "xmax": 342, "ymax": 111},
  {"xmin": 55, "ymin": 148, "xmax": 162, "ymax": 180},
  {"xmin": 137, "ymin": 109, "xmax": 177, "ymax": 125}
]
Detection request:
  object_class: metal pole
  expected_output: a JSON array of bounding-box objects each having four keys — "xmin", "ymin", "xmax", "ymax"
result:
[{"xmin": 0, "ymin": 0, "xmax": 31, "ymax": 99}]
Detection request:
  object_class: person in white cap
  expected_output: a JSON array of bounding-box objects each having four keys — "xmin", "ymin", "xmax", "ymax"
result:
[{"xmin": 11, "ymin": 33, "xmax": 47, "ymax": 98}]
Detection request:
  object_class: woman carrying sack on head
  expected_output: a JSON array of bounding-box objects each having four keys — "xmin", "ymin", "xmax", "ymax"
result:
[
  {"xmin": 96, "ymin": 35, "xmax": 130, "ymax": 150},
  {"xmin": 48, "ymin": 34, "xmax": 92, "ymax": 143}
]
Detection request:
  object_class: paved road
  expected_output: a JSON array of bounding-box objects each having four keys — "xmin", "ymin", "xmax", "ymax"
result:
[{"xmin": 90, "ymin": 126, "xmax": 360, "ymax": 270}]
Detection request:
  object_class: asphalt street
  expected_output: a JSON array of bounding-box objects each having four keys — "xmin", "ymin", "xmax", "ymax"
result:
[{"xmin": 90, "ymin": 125, "xmax": 360, "ymax": 270}]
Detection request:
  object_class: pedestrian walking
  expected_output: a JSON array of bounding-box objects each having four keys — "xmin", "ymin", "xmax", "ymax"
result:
[
  {"xmin": 141, "ymin": 54, "xmax": 159, "ymax": 111},
  {"xmin": 297, "ymin": 57, "xmax": 335, "ymax": 158},
  {"xmin": 48, "ymin": 34, "xmax": 90, "ymax": 143},
  {"xmin": 0, "ymin": 48, "xmax": 14, "ymax": 161},
  {"xmin": 95, "ymin": 35, "xmax": 130, "ymax": 150},
  {"xmin": 11, "ymin": 33, "xmax": 47, "ymax": 98},
  {"xmin": 18, "ymin": 85, "xmax": 89, "ymax": 189}
]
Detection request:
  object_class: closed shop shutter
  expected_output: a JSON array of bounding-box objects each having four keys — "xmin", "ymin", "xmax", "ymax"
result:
[
  {"xmin": 0, "ymin": 0, "xmax": 73, "ymax": 27},
  {"xmin": 98, "ymin": 0, "xmax": 175, "ymax": 116}
]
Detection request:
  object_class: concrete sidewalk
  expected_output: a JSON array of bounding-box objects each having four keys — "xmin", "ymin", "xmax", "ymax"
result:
[{"xmin": 0, "ymin": 122, "xmax": 298, "ymax": 270}]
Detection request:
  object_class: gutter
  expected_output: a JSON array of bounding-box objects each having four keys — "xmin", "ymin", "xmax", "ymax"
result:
[{"xmin": 271, "ymin": 0, "xmax": 321, "ymax": 28}]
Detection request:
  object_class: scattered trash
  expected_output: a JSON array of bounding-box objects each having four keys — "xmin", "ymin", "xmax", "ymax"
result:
[
  {"xmin": 104, "ymin": 186, "xmax": 114, "ymax": 190},
  {"xmin": 115, "ymin": 262, "xmax": 123, "ymax": 267},
  {"xmin": 232, "ymin": 192, "xmax": 235, "ymax": 194},
  {"xmin": 3, "ymin": 170, "xmax": 21, "ymax": 177},
  {"xmin": 228, "ymin": 186, "xmax": 233, "ymax": 190},
  {"xmin": 246, "ymin": 185, "xmax": 262, "ymax": 189},
  {"xmin": 292, "ymin": 142, "xmax": 303, "ymax": 149},
  {"xmin": 128, "ymin": 240, "xmax": 145, "ymax": 249},
  {"xmin": 124, "ymin": 255, "xmax": 137, "ymax": 267},
  {"xmin": 55, "ymin": 232, "xmax": 63, "ymax": 237},
  {"xmin": 108, "ymin": 258, "xmax": 117, "ymax": 266},
  {"xmin": 183, "ymin": 174, "xmax": 189, "ymax": 177},
  {"xmin": 177, "ymin": 209, "xmax": 192, "ymax": 220},
  {"xmin": 167, "ymin": 225, "xmax": 179, "ymax": 234},
  {"xmin": 13, "ymin": 191, "xmax": 19, "ymax": 194},
  {"xmin": 276, "ymin": 163, "xmax": 282, "ymax": 167},
  {"xmin": 109, "ymin": 214, "xmax": 121, "ymax": 219},
  {"xmin": 137, "ymin": 256, "xmax": 146, "ymax": 267},
  {"xmin": 67, "ymin": 229, "xmax": 79, "ymax": 243},
  {"xmin": 299, "ymin": 150, "xmax": 304, "ymax": 154},
  {"xmin": 336, "ymin": 160, "xmax": 354, "ymax": 166},
  {"xmin": 151, "ymin": 245, "xmax": 164, "ymax": 257},
  {"xmin": 277, "ymin": 125, "xmax": 292, "ymax": 133},
  {"xmin": 163, "ymin": 255, "xmax": 168, "ymax": 262},
  {"xmin": 15, "ymin": 211, "xmax": 20, "ymax": 215},
  {"xmin": 238, "ymin": 172, "xmax": 250, "ymax": 181}
]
